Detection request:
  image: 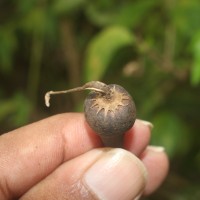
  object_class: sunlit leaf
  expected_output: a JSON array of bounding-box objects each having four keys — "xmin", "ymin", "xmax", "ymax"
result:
[
  {"xmin": 84, "ymin": 26, "xmax": 134, "ymax": 81},
  {"xmin": 191, "ymin": 31, "xmax": 200, "ymax": 85}
]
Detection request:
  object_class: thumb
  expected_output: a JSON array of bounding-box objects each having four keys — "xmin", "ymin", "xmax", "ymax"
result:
[{"xmin": 21, "ymin": 148, "xmax": 147, "ymax": 200}]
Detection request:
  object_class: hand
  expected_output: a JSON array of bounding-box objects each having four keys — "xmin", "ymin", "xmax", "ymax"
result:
[{"xmin": 0, "ymin": 113, "xmax": 169, "ymax": 200}]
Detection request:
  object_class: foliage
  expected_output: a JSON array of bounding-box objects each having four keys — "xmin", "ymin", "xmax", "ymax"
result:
[
  {"xmin": 0, "ymin": 0, "xmax": 200, "ymax": 199},
  {"xmin": 84, "ymin": 26, "xmax": 134, "ymax": 81},
  {"xmin": 191, "ymin": 32, "xmax": 200, "ymax": 85}
]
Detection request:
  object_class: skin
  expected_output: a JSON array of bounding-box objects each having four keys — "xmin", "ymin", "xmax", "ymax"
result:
[{"xmin": 0, "ymin": 113, "xmax": 169, "ymax": 200}]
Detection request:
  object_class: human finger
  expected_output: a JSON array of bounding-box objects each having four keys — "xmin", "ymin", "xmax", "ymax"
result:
[
  {"xmin": 20, "ymin": 148, "xmax": 147, "ymax": 200},
  {"xmin": 124, "ymin": 119, "xmax": 152, "ymax": 155},
  {"xmin": 0, "ymin": 113, "xmax": 151, "ymax": 199},
  {"xmin": 141, "ymin": 146, "xmax": 169, "ymax": 196}
]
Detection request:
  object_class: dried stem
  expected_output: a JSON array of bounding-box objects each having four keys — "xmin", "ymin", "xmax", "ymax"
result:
[{"xmin": 45, "ymin": 81, "xmax": 109, "ymax": 107}]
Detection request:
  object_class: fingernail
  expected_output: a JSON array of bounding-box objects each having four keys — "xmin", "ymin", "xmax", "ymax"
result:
[
  {"xmin": 134, "ymin": 192, "xmax": 142, "ymax": 200},
  {"xmin": 139, "ymin": 120, "xmax": 154, "ymax": 130},
  {"xmin": 147, "ymin": 145, "xmax": 165, "ymax": 152},
  {"xmin": 84, "ymin": 149, "xmax": 147, "ymax": 200}
]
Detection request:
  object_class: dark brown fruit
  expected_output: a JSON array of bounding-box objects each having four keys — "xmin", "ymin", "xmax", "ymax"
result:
[
  {"xmin": 45, "ymin": 81, "xmax": 136, "ymax": 148},
  {"xmin": 84, "ymin": 84, "xmax": 136, "ymax": 147}
]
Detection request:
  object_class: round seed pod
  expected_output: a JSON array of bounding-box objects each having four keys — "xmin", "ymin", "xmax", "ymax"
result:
[
  {"xmin": 44, "ymin": 81, "xmax": 136, "ymax": 148},
  {"xmin": 84, "ymin": 84, "xmax": 136, "ymax": 147}
]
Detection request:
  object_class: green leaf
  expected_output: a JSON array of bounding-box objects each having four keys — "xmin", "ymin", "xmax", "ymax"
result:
[
  {"xmin": 114, "ymin": 0, "xmax": 158, "ymax": 28},
  {"xmin": 20, "ymin": 8, "xmax": 50, "ymax": 35},
  {"xmin": 17, "ymin": 0, "xmax": 36, "ymax": 14},
  {"xmin": 191, "ymin": 60, "xmax": 200, "ymax": 86},
  {"xmin": 151, "ymin": 111, "xmax": 191, "ymax": 158},
  {"xmin": 173, "ymin": 0, "xmax": 200, "ymax": 37},
  {"xmin": 84, "ymin": 26, "xmax": 134, "ymax": 81},
  {"xmin": 51, "ymin": 0, "xmax": 85, "ymax": 15},
  {"xmin": 0, "ymin": 93, "xmax": 32, "ymax": 126},
  {"xmin": 12, "ymin": 93, "xmax": 32, "ymax": 126},
  {"xmin": 0, "ymin": 27, "xmax": 17, "ymax": 73},
  {"xmin": 0, "ymin": 98, "xmax": 17, "ymax": 121},
  {"xmin": 191, "ymin": 31, "xmax": 200, "ymax": 85},
  {"xmin": 85, "ymin": 3, "xmax": 116, "ymax": 27},
  {"xmin": 85, "ymin": 0, "xmax": 158, "ymax": 27}
]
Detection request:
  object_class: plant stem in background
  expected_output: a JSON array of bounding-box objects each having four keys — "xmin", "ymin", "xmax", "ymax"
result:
[
  {"xmin": 27, "ymin": 31, "xmax": 44, "ymax": 106},
  {"xmin": 60, "ymin": 20, "xmax": 82, "ymax": 107},
  {"xmin": 163, "ymin": 0, "xmax": 176, "ymax": 71}
]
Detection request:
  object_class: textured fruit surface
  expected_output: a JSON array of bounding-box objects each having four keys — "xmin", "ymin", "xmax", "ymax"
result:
[{"xmin": 84, "ymin": 84, "xmax": 136, "ymax": 136}]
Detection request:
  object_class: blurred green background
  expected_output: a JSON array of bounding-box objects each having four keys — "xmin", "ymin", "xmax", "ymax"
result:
[{"xmin": 0, "ymin": 0, "xmax": 200, "ymax": 199}]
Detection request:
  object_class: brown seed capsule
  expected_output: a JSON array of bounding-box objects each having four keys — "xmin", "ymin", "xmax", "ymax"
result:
[
  {"xmin": 44, "ymin": 81, "xmax": 136, "ymax": 148},
  {"xmin": 84, "ymin": 84, "xmax": 136, "ymax": 147}
]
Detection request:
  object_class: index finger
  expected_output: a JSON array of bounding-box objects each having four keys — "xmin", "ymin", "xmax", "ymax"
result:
[{"xmin": 0, "ymin": 113, "xmax": 151, "ymax": 199}]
